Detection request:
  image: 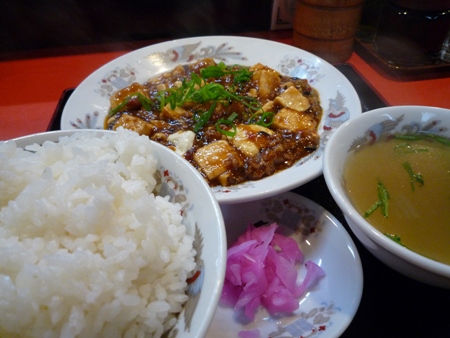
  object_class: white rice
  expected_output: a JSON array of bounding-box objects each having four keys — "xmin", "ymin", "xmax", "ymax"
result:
[{"xmin": 0, "ymin": 128, "xmax": 196, "ymax": 338}]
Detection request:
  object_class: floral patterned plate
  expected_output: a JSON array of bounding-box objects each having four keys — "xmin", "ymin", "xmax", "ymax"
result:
[
  {"xmin": 208, "ymin": 192, "xmax": 363, "ymax": 337},
  {"xmin": 61, "ymin": 36, "xmax": 362, "ymax": 204}
]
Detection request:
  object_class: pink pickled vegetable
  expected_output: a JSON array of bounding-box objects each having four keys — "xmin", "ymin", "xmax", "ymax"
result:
[{"xmin": 220, "ymin": 222, "xmax": 325, "ymax": 320}]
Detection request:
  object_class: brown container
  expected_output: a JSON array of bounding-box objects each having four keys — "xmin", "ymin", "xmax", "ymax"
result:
[{"xmin": 293, "ymin": 0, "xmax": 364, "ymax": 64}]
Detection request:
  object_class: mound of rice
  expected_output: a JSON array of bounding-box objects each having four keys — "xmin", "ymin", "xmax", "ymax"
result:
[{"xmin": 0, "ymin": 129, "xmax": 196, "ymax": 338}]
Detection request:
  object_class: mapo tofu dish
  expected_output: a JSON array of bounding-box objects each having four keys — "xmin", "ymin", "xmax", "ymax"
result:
[{"xmin": 105, "ymin": 58, "xmax": 323, "ymax": 187}]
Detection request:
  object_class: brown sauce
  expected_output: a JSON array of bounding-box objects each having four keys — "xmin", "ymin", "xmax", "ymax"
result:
[{"xmin": 105, "ymin": 58, "xmax": 322, "ymax": 187}]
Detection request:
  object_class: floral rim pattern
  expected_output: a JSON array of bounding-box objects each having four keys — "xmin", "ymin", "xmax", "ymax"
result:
[
  {"xmin": 348, "ymin": 114, "xmax": 450, "ymax": 152},
  {"xmin": 155, "ymin": 166, "xmax": 204, "ymax": 336},
  {"xmin": 268, "ymin": 302, "xmax": 339, "ymax": 338}
]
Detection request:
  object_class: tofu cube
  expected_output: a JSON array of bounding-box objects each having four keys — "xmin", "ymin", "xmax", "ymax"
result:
[
  {"xmin": 167, "ymin": 130, "xmax": 196, "ymax": 156},
  {"xmin": 251, "ymin": 69, "xmax": 281, "ymax": 100},
  {"xmin": 272, "ymin": 108, "xmax": 317, "ymax": 132},
  {"xmin": 161, "ymin": 104, "xmax": 192, "ymax": 120},
  {"xmin": 230, "ymin": 124, "xmax": 274, "ymax": 157},
  {"xmin": 193, "ymin": 140, "xmax": 243, "ymax": 180},
  {"xmin": 260, "ymin": 100, "xmax": 274, "ymax": 113},
  {"xmin": 274, "ymin": 86, "xmax": 310, "ymax": 112},
  {"xmin": 113, "ymin": 114, "xmax": 154, "ymax": 136}
]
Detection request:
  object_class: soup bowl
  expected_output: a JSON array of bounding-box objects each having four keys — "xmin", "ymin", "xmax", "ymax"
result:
[
  {"xmin": 1, "ymin": 129, "xmax": 227, "ymax": 337},
  {"xmin": 323, "ymin": 105, "xmax": 450, "ymax": 288}
]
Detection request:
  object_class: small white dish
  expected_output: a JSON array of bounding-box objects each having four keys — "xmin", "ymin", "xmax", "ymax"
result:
[
  {"xmin": 61, "ymin": 36, "xmax": 362, "ymax": 204},
  {"xmin": 207, "ymin": 192, "xmax": 363, "ymax": 338}
]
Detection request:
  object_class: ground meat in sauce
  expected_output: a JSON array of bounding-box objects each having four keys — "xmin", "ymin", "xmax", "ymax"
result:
[{"xmin": 105, "ymin": 58, "xmax": 323, "ymax": 187}]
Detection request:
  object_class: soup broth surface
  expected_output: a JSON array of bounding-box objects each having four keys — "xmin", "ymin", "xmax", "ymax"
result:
[{"xmin": 344, "ymin": 135, "xmax": 450, "ymax": 265}]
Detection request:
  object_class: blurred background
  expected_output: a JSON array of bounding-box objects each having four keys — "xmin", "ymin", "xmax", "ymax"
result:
[
  {"xmin": 1, "ymin": 0, "xmax": 449, "ymax": 69},
  {"xmin": 0, "ymin": 0, "xmax": 275, "ymax": 53}
]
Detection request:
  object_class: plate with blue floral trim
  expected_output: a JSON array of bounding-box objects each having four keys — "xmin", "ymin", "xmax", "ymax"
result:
[
  {"xmin": 61, "ymin": 36, "xmax": 362, "ymax": 204},
  {"xmin": 208, "ymin": 192, "xmax": 363, "ymax": 338}
]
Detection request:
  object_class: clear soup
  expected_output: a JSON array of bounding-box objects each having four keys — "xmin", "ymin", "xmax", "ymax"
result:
[{"xmin": 344, "ymin": 134, "xmax": 450, "ymax": 265}]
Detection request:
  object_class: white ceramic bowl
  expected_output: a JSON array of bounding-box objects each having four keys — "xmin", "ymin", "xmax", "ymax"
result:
[
  {"xmin": 4, "ymin": 130, "xmax": 227, "ymax": 337},
  {"xmin": 323, "ymin": 106, "xmax": 450, "ymax": 288}
]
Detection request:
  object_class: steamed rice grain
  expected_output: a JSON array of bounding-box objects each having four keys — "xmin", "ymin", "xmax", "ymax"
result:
[{"xmin": 0, "ymin": 129, "xmax": 196, "ymax": 338}]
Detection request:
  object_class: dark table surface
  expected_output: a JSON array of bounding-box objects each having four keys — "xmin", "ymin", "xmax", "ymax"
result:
[{"xmin": 50, "ymin": 64, "xmax": 450, "ymax": 337}]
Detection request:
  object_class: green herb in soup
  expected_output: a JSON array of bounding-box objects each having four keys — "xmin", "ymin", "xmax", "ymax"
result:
[
  {"xmin": 401, "ymin": 161, "xmax": 424, "ymax": 191},
  {"xmin": 344, "ymin": 133, "xmax": 450, "ymax": 265},
  {"xmin": 384, "ymin": 233, "xmax": 405, "ymax": 246},
  {"xmin": 363, "ymin": 181, "xmax": 390, "ymax": 218}
]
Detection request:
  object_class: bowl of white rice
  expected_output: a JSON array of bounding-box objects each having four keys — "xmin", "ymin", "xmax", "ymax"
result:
[{"xmin": 0, "ymin": 128, "xmax": 227, "ymax": 338}]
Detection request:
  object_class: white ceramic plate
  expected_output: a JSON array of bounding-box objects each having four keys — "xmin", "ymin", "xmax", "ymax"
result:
[
  {"xmin": 61, "ymin": 36, "xmax": 362, "ymax": 204},
  {"xmin": 209, "ymin": 192, "xmax": 363, "ymax": 337}
]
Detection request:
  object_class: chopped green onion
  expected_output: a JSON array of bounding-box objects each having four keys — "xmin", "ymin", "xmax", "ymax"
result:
[
  {"xmin": 395, "ymin": 133, "xmax": 450, "ymax": 146},
  {"xmin": 137, "ymin": 93, "xmax": 153, "ymax": 111},
  {"xmin": 216, "ymin": 119, "xmax": 237, "ymax": 137},
  {"xmin": 248, "ymin": 111, "xmax": 275, "ymax": 127},
  {"xmin": 394, "ymin": 143, "xmax": 429, "ymax": 154},
  {"xmin": 193, "ymin": 83, "xmax": 226, "ymax": 102},
  {"xmin": 193, "ymin": 101, "xmax": 217, "ymax": 133},
  {"xmin": 200, "ymin": 62, "xmax": 253, "ymax": 84},
  {"xmin": 157, "ymin": 90, "xmax": 166, "ymax": 108},
  {"xmin": 233, "ymin": 68, "xmax": 253, "ymax": 83},
  {"xmin": 227, "ymin": 112, "xmax": 238, "ymax": 122},
  {"xmin": 215, "ymin": 112, "xmax": 239, "ymax": 137},
  {"xmin": 256, "ymin": 112, "xmax": 274, "ymax": 127},
  {"xmin": 162, "ymin": 77, "xmax": 258, "ymax": 109},
  {"xmin": 156, "ymin": 69, "xmax": 261, "ymax": 134},
  {"xmin": 394, "ymin": 134, "xmax": 421, "ymax": 141},
  {"xmin": 364, "ymin": 200, "xmax": 382, "ymax": 218},
  {"xmin": 108, "ymin": 92, "xmax": 153, "ymax": 116},
  {"xmin": 384, "ymin": 233, "xmax": 405, "ymax": 246},
  {"xmin": 364, "ymin": 181, "xmax": 390, "ymax": 218},
  {"xmin": 108, "ymin": 99, "xmax": 130, "ymax": 116},
  {"xmin": 377, "ymin": 181, "xmax": 390, "ymax": 217},
  {"xmin": 402, "ymin": 161, "xmax": 424, "ymax": 191},
  {"xmin": 154, "ymin": 63, "xmax": 261, "ymax": 134},
  {"xmin": 200, "ymin": 63, "xmax": 227, "ymax": 78},
  {"xmin": 425, "ymin": 133, "xmax": 450, "ymax": 146}
]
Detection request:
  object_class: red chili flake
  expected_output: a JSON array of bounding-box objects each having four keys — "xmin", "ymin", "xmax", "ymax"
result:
[
  {"xmin": 319, "ymin": 325, "xmax": 326, "ymax": 331},
  {"xmin": 187, "ymin": 270, "xmax": 201, "ymax": 284},
  {"xmin": 310, "ymin": 227, "xmax": 316, "ymax": 234},
  {"xmin": 165, "ymin": 178, "xmax": 178, "ymax": 189},
  {"xmin": 164, "ymin": 169, "xmax": 170, "ymax": 177}
]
